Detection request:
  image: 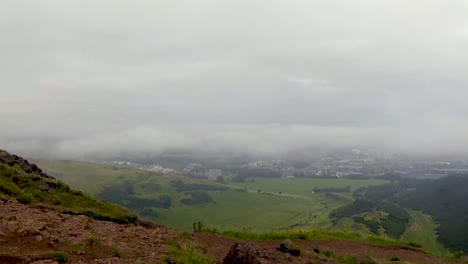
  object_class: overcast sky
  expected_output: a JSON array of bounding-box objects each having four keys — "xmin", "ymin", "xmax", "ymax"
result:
[{"xmin": 1, "ymin": 0, "xmax": 468, "ymax": 158}]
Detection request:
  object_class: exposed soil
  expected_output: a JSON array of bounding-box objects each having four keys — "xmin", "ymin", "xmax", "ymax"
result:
[
  {"xmin": 0, "ymin": 198, "xmax": 465, "ymax": 264},
  {"xmin": 0, "ymin": 198, "xmax": 178, "ymax": 264},
  {"xmin": 195, "ymin": 233, "xmax": 462, "ymax": 264}
]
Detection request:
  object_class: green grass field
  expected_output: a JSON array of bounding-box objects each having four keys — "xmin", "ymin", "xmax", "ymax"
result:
[
  {"xmin": 401, "ymin": 209, "xmax": 449, "ymax": 256},
  {"xmin": 230, "ymin": 177, "xmax": 388, "ymax": 198},
  {"xmin": 35, "ymin": 160, "xmax": 391, "ymax": 232},
  {"xmin": 34, "ymin": 160, "xmax": 153, "ymax": 195}
]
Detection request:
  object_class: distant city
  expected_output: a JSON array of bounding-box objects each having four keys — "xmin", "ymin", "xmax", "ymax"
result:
[{"xmin": 102, "ymin": 148, "xmax": 468, "ymax": 181}]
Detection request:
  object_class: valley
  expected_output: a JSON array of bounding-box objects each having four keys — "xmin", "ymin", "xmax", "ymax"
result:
[{"xmin": 34, "ymin": 159, "xmax": 453, "ymax": 256}]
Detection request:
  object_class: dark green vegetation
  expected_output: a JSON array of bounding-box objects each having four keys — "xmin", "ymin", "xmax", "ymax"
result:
[
  {"xmin": 331, "ymin": 175, "xmax": 468, "ymax": 253},
  {"xmin": 0, "ymin": 150, "xmax": 136, "ymax": 224},
  {"xmin": 397, "ymin": 176, "xmax": 468, "ymax": 252},
  {"xmin": 54, "ymin": 251, "xmax": 68, "ymax": 264},
  {"xmin": 331, "ymin": 200, "xmax": 411, "ymax": 238}
]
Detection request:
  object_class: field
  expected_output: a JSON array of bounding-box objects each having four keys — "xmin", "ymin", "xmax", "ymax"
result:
[
  {"xmin": 34, "ymin": 160, "xmax": 152, "ymax": 195},
  {"xmin": 401, "ymin": 209, "xmax": 449, "ymax": 256},
  {"xmin": 35, "ymin": 160, "xmax": 391, "ymax": 233}
]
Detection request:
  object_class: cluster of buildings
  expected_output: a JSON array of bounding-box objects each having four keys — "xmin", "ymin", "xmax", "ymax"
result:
[{"xmin": 104, "ymin": 149, "xmax": 468, "ymax": 180}]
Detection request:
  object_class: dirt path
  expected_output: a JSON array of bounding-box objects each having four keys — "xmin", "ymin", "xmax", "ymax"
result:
[{"xmin": 400, "ymin": 209, "xmax": 417, "ymax": 240}]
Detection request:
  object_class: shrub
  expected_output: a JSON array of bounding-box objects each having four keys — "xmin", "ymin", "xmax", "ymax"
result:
[
  {"xmin": 55, "ymin": 251, "xmax": 68, "ymax": 263},
  {"xmin": 322, "ymin": 251, "xmax": 336, "ymax": 259},
  {"xmin": 16, "ymin": 194, "xmax": 32, "ymax": 204},
  {"xmin": 112, "ymin": 246, "xmax": 122, "ymax": 257},
  {"xmin": 390, "ymin": 256, "xmax": 400, "ymax": 261},
  {"xmin": 453, "ymin": 250, "xmax": 464, "ymax": 259},
  {"xmin": 407, "ymin": 241, "xmax": 422, "ymax": 248},
  {"xmin": 164, "ymin": 242, "xmax": 214, "ymax": 264},
  {"xmin": 298, "ymin": 230, "xmax": 307, "ymax": 240},
  {"xmin": 87, "ymin": 236, "xmax": 101, "ymax": 248}
]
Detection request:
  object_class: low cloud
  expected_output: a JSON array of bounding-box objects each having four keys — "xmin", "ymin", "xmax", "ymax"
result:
[{"xmin": 1, "ymin": 1, "xmax": 468, "ymax": 159}]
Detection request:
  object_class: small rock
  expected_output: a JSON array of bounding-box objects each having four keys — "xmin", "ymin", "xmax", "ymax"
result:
[
  {"xmin": 35, "ymin": 235, "xmax": 43, "ymax": 242},
  {"xmin": 16, "ymin": 227, "xmax": 29, "ymax": 237},
  {"xmin": 41, "ymin": 230, "xmax": 51, "ymax": 239},
  {"xmin": 32, "ymin": 221, "xmax": 47, "ymax": 231},
  {"xmin": 7, "ymin": 221, "xmax": 21, "ymax": 232}
]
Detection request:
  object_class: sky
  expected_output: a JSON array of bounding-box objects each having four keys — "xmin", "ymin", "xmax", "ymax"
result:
[{"xmin": 1, "ymin": 0, "xmax": 468, "ymax": 159}]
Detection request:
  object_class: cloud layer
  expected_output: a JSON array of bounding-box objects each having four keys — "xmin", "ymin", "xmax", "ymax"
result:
[{"xmin": 1, "ymin": 0, "xmax": 468, "ymax": 158}]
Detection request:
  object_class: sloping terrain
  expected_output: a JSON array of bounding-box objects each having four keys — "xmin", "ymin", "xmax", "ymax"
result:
[
  {"xmin": 195, "ymin": 233, "xmax": 459, "ymax": 264},
  {"xmin": 0, "ymin": 198, "xmax": 177, "ymax": 264},
  {"xmin": 0, "ymin": 150, "xmax": 135, "ymax": 224},
  {"xmin": 0, "ymin": 150, "xmax": 465, "ymax": 263}
]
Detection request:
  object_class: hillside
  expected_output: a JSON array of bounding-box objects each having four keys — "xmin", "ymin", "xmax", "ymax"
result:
[
  {"xmin": 330, "ymin": 176, "xmax": 468, "ymax": 254},
  {"xmin": 0, "ymin": 150, "xmax": 135, "ymax": 224},
  {"xmin": 0, "ymin": 150, "xmax": 465, "ymax": 263}
]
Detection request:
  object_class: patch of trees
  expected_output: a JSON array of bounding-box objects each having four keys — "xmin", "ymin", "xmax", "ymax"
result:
[
  {"xmin": 231, "ymin": 168, "xmax": 281, "ymax": 182},
  {"xmin": 170, "ymin": 179, "xmax": 228, "ymax": 192},
  {"xmin": 395, "ymin": 175, "xmax": 468, "ymax": 251},
  {"xmin": 313, "ymin": 186, "xmax": 350, "ymax": 193},
  {"xmin": 332, "ymin": 175, "xmax": 468, "ymax": 251},
  {"xmin": 354, "ymin": 217, "xmax": 380, "ymax": 234},
  {"xmin": 180, "ymin": 191, "xmax": 213, "ymax": 205},
  {"xmin": 97, "ymin": 183, "xmax": 172, "ymax": 209},
  {"xmin": 330, "ymin": 199, "xmax": 411, "ymax": 238}
]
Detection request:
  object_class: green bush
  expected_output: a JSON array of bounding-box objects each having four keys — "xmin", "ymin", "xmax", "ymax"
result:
[
  {"xmin": 298, "ymin": 230, "xmax": 307, "ymax": 240},
  {"xmin": 322, "ymin": 251, "xmax": 336, "ymax": 259},
  {"xmin": 407, "ymin": 241, "xmax": 422, "ymax": 248},
  {"xmin": 164, "ymin": 243, "xmax": 214, "ymax": 264},
  {"xmin": 112, "ymin": 246, "xmax": 122, "ymax": 257},
  {"xmin": 16, "ymin": 194, "xmax": 32, "ymax": 204},
  {"xmin": 54, "ymin": 251, "xmax": 68, "ymax": 263},
  {"xmin": 390, "ymin": 256, "xmax": 400, "ymax": 261},
  {"xmin": 453, "ymin": 250, "xmax": 464, "ymax": 259}
]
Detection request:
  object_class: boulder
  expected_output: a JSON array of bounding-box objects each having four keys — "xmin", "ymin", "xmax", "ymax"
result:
[
  {"xmin": 278, "ymin": 240, "xmax": 301, "ymax": 256},
  {"xmin": 223, "ymin": 242, "xmax": 261, "ymax": 264}
]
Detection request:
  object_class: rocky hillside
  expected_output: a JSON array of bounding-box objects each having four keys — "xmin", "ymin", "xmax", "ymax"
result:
[
  {"xmin": 0, "ymin": 198, "xmax": 176, "ymax": 264},
  {"xmin": 0, "ymin": 150, "xmax": 135, "ymax": 224}
]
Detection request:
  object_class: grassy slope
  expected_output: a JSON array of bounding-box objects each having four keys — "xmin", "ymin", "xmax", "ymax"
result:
[
  {"xmin": 0, "ymin": 151, "xmax": 135, "ymax": 223},
  {"xmin": 401, "ymin": 209, "xmax": 449, "ymax": 256},
  {"xmin": 33, "ymin": 159, "xmax": 152, "ymax": 195},
  {"xmin": 35, "ymin": 160, "xmax": 392, "ymax": 233}
]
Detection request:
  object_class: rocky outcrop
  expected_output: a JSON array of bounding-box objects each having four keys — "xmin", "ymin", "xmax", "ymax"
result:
[
  {"xmin": 0, "ymin": 150, "xmax": 53, "ymax": 179},
  {"xmin": 223, "ymin": 242, "xmax": 261, "ymax": 264}
]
